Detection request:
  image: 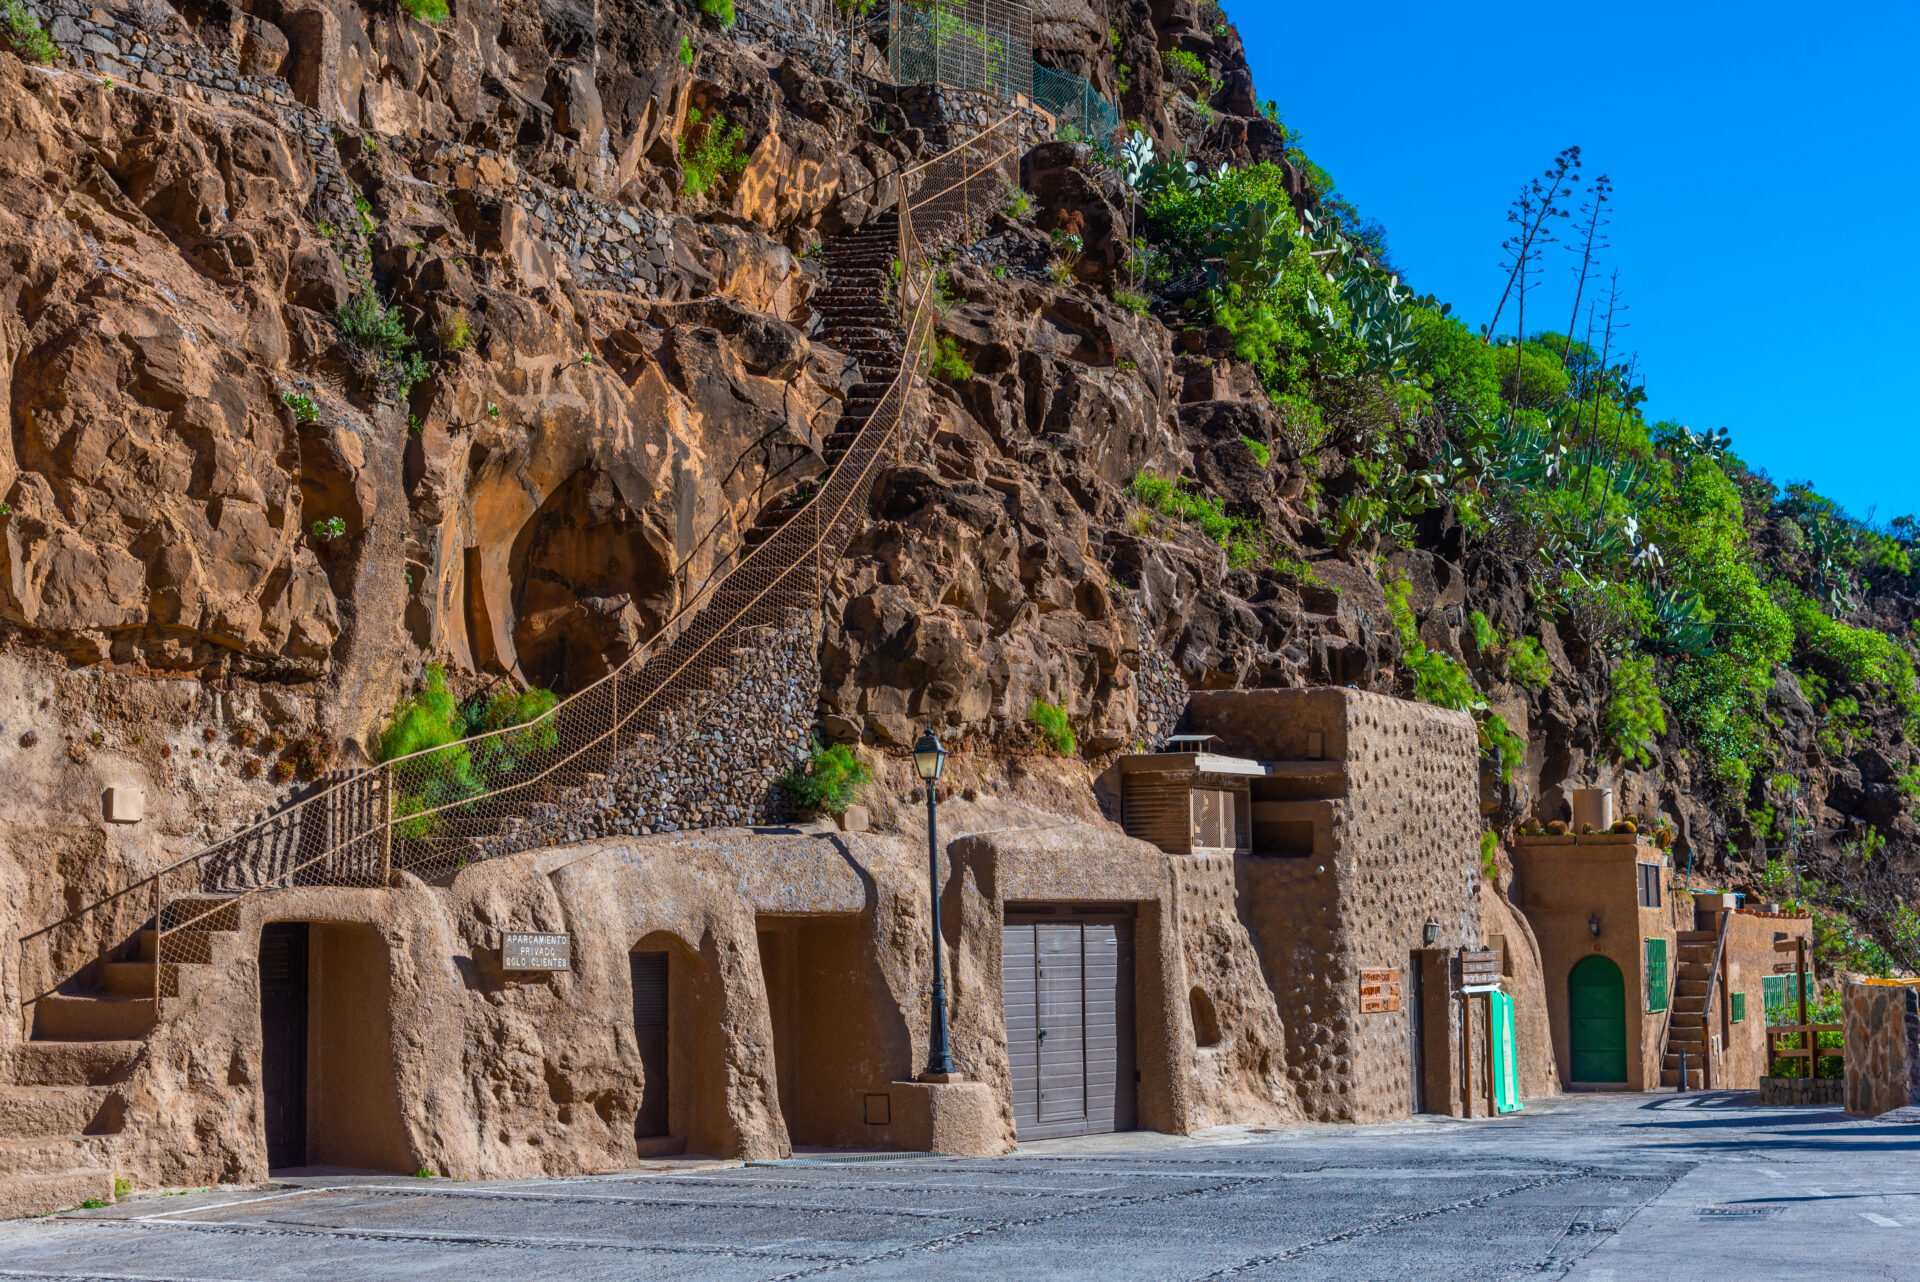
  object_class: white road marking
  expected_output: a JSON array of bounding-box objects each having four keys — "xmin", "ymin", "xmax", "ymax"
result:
[
  {"xmin": 1808, "ymin": 1186, "xmax": 1830, "ymax": 1197},
  {"xmin": 1860, "ymin": 1212, "xmax": 1902, "ymax": 1227},
  {"xmin": 1760, "ymin": 1168, "xmax": 1785, "ymax": 1179}
]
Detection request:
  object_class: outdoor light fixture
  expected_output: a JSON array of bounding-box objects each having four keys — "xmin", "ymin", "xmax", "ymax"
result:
[
  {"xmin": 912, "ymin": 729, "xmax": 948, "ymax": 782},
  {"xmin": 1589, "ymin": 913, "xmax": 1602, "ymax": 937},
  {"xmin": 1422, "ymin": 918, "xmax": 1439, "ymax": 947},
  {"xmin": 913, "ymin": 729, "xmax": 955, "ymax": 1078}
]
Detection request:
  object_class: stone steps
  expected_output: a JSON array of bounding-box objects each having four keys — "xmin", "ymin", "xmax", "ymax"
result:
[
  {"xmin": 0, "ymin": 1087, "xmax": 126, "ymax": 1139},
  {"xmin": 0, "ymin": 1169, "xmax": 117, "ymax": 1220},
  {"xmin": 8, "ymin": 1040, "xmax": 143, "ymax": 1087},
  {"xmin": 31, "ymin": 994, "xmax": 157, "ymax": 1043},
  {"xmin": 0, "ymin": 1134, "xmax": 118, "ymax": 1179}
]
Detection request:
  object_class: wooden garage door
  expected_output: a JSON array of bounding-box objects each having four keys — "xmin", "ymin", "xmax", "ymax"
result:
[{"xmin": 1003, "ymin": 912, "xmax": 1136, "ymax": 1140}]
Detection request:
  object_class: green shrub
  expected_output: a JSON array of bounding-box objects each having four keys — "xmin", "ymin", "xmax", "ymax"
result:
[
  {"xmin": 1028, "ymin": 700, "xmax": 1077, "ymax": 755},
  {"xmin": 1480, "ymin": 713, "xmax": 1524, "ymax": 785},
  {"xmin": 776, "ymin": 739, "xmax": 872, "ymax": 815},
  {"xmin": 437, "ymin": 311, "xmax": 471, "ymax": 353},
  {"xmin": 282, "ymin": 392, "xmax": 319, "ymax": 424},
  {"xmin": 2, "ymin": 0, "xmax": 56, "ymax": 63},
  {"xmin": 310, "ymin": 516, "xmax": 347, "ymax": 541},
  {"xmin": 1113, "ymin": 288, "xmax": 1152, "ymax": 317},
  {"xmin": 1004, "ymin": 187, "xmax": 1033, "ymax": 218},
  {"xmin": 679, "ymin": 108, "xmax": 750, "ymax": 194},
  {"xmin": 1604, "ymin": 655, "xmax": 1666, "ymax": 767},
  {"xmin": 1385, "ymin": 573, "xmax": 1523, "ymax": 781},
  {"xmin": 1161, "ymin": 47, "xmax": 1217, "ymax": 97},
  {"xmin": 697, "ymin": 0, "xmax": 736, "ymax": 27},
  {"xmin": 1240, "ymin": 435, "xmax": 1270, "ymax": 468},
  {"xmin": 397, "ymin": 0, "xmax": 448, "ymax": 22},
  {"xmin": 678, "ymin": 34, "xmax": 696, "ymax": 67},
  {"xmin": 1507, "ymin": 636, "xmax": 1553, "ymax": 691},
  {"xmin": 1129, "ymin": 470, "xmax": 1261, "ymax": 563},
  {"xmin": 339, "ymin": 290, "xmax": 411, "ymax": 354},
  {"xmin": 929, "ymin": 335, "xmax": 973, "ymax": 382},
  {"xmin": 1479, "ymin": 831, "xmax": 1499, "ymax": 881},
  {"xmin": 377, "ymin": 667, "xmax": 559, "ymax": 837}
]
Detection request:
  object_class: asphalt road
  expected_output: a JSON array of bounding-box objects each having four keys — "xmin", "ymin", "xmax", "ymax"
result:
[{"xmin": 2, "ymin": 1092, "xmax": 1915, "ymax": 1281}]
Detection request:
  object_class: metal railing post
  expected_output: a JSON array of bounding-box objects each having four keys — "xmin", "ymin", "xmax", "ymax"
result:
[{"xmin": 379, "ymin": 764, "xmax": 393, "ymax": 885}]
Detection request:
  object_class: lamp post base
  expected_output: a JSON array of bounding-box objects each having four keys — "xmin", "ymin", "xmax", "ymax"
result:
[{"xmin": 916, "ymin": 1069, "xmax": 968, "ymax": 1085}]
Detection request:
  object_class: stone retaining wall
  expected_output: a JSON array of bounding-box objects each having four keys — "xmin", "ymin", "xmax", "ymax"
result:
[
  {"xmin": 1845, "ymin": 980, "xmax": 1920, "ymax": 1116},
  {"xmin": 1760, "ymin": 1075, "xmax": 1844, "ymax": 1107},
  {"xmin": 488, "ymin": 613, "xmax": 824, "ymax": 853}
]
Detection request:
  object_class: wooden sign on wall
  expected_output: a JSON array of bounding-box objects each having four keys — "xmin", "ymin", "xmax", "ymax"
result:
[
  {"xmin": 1459, "ymin": 948, "xmax": 1501, "ymax": 986},
  {"xmin": 1360, "ymin": 968, "xmax": 1402, "ymax": 1013}
]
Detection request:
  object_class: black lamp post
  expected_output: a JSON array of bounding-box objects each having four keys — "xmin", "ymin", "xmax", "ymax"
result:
[{"xmin": 912, "ymin": 728, "xmax": 956, "ymax": 1078}]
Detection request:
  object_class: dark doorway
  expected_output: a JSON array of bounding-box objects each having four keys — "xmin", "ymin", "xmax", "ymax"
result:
[
  {"xmin": 1408, "ymin": 950, "xmax": 1427, "ymax": 1113},
  {"xmin": 259, "ymin": 923, "xmax": 309, "ymax": 1169},
  {"xmin": 631, "ymin": 950, "xmax": 670, "ymax": 1138}
]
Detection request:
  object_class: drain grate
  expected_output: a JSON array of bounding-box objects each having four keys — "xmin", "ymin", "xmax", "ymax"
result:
[{"xmin": 1697, "ymin": 1205, "xmax": 1783, "ymax": 1218}]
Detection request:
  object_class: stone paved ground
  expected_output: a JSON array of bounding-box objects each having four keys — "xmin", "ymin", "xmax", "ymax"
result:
[{"xmin": 1, "ymin": 1092, "xmax": 1915, "ymax": 1281}]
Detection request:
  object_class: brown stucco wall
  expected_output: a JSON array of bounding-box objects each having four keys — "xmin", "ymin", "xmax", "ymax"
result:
[
  {"xmin": 1716, "ymin": 909, "xmax": 1812, "ymax": 1087},
  {"xmin": 70, "ymin": 792, "xmax": 1312, "ymax": 1193},
  {"xmin": 1509, "ymin": 835, "xmax": 1677, "ymax": 1090},
  {"xmin": 1188, "ymin": 688, "xmax": 1491, "ymax": 1123},
  {"xmin": 1844, "ymin": 981, "xmax": 1920, "ymax": 1117}
]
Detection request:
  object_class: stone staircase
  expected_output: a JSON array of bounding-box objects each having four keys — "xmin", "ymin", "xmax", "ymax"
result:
[
  {"xmin": 1661, "ymin": 928, "xmax": 1719, "ymax": 1088},
  {"xmin": 6, "ymin": 109, "xmax": 1017, "ymax": 1211},
  {"xmin": 4, "ymin": 910, "xmax": 242, "ymax": 1217}
]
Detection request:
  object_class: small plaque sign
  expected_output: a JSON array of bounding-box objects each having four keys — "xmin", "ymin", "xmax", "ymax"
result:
[
  {"xmin": 1360, "ymin": 967, "xmax": 1401, "ymax": 1013},
  {"xmin": 501, "ymin": 932, "xmax": 571, "ymax": 971},
  {"xmin": 1774, "ymin": 938, "xmax": 1808, "ymax": 953},
  {"xmin": 1459, "ymin": 948, "xmax": 1501, "ymax": 984},
  {"xmin": 1772, "ymin": 961, "xmax": 1807, "ymax": 974}
]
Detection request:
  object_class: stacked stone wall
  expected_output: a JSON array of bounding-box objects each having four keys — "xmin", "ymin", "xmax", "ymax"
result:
[
  {"xmin": 489, "ymin": 613, "xmax": 824, "ymax": 853},
  {"xmin": 1844, "ymin": 980, "xmax": 1920, "ymax": 1117}
]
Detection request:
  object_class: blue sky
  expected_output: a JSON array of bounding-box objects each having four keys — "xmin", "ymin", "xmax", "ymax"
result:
[{"xmin": 1230, "ymin": 1, "xmax": 1918, "ymax": 522}]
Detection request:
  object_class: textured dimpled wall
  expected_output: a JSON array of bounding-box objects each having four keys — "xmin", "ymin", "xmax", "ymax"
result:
[
  {"xmin": 1333, "ymin": 693, "xmax": 1484, "ymax": 1123},
  {"xmin": 1174, "ymin": 852, "xmax": 1295, "ymax": 1125}
]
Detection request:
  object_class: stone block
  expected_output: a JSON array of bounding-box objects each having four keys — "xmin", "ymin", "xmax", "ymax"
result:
[{"xmin": 884, "ymin": 1080, "xmax": 1006, "ymax": 1156}]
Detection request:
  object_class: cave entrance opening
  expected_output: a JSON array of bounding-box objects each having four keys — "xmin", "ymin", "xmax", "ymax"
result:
[
  {"xmin": 258, "ymin": 921, "xmax": 410, "ymax": 1173},
  {"xmin": 756, "ymin": 916, "xmax": 903, "ymax": 1148},
  {"xmin": 630, "ymin": 932, "xmax": 727, "ymax": 1156}
]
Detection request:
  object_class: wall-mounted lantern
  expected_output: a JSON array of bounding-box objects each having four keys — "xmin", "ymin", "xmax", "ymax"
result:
[
  {"xmin": 1588, "ymin": 913, "xmax": 1602, "ymax": 938},
  {"xmin": 1422, "ymin": 917, "xmax": 1439, "ymax": 948}
]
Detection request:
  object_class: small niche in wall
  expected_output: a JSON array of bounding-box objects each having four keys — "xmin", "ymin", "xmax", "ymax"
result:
[{"xmin": 1190, "ymin": 986, "xmax": 1222, "ymax": 1048}]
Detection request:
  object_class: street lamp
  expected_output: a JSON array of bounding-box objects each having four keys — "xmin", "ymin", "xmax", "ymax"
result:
[
  {"xmin": 1422, "ymin": 918, "xmax": 1439, "ymax": 948},
  {"xmin": 913, "ymin": 728, "xmax": 955, "ymax": 1078},
  {"xmin": 1588, "ymin": 913, "xmax": 1602, "ymax": 937}
]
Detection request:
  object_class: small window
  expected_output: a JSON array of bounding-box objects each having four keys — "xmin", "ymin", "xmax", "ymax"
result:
[
  {"xmin": 1731, "ymin": 991, "xmax": 1747, "ymax": 1024},
  {"xmin": 1645, "ymin": 937, "xmax": 1669, "ymax": 1013},
  {"xmin": 1190, "ymin": 986, "xmax": 1222, "ymax": 1047},
  {"xmin": 1636, "ymin": 863, "xmax": 1662, "ymax": 908}
]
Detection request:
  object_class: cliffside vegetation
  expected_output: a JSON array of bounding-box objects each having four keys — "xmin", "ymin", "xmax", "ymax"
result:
[{"xmin": 1068, "ymin": 2, "xmax": 1920, "ymax": 978}]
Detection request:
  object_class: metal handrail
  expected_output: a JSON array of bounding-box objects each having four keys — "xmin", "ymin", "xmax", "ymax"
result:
[
  {"xmin": 16, "ymin": 111, "xmax": 1025, "ymax": 1017},
  {"xmin": 1698, "ymin": 911, "xmax": 1732, "ymax": 1088}
]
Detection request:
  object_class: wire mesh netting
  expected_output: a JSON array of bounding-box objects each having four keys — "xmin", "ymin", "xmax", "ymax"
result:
[
  {"xmin": 1030, "ymin": 61, "xmax": 1119, "ymax": 142},
  {"xmin": 889, "ymin": 0, "xmax": 1033, "ymax": 102},
  {"xmin": 14, "ymin": 114, "xmax": 1026, "ymax": 1012}
]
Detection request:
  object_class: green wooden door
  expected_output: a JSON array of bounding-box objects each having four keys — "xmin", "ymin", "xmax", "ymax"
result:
[{"xmin": 1569, "ymin": 954, "xmax": 1628, "ymax": 1083}]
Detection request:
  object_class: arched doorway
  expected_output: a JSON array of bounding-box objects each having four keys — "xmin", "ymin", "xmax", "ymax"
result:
[{"xmin": 1569, "ymin": 954, "xmax": 1628, "ymax": 1084}]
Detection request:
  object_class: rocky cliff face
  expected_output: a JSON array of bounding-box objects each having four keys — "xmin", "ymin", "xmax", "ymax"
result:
[{"xmin": 2, "ymin": 0, "xmax": 1916, "ymax": 969}]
